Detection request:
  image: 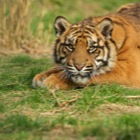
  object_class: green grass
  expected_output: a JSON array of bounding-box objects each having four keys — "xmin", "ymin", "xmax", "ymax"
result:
[
  {"xmin": 0, "ymin": 55, "xmax": 140, "ymax": 140},
  {"xmin": 1, "ymin": 0, "xmax": 140, "ymax": 139},
  {"xmin": 29, "ymin": 0, "xmax": 140, "ymax": 44}
]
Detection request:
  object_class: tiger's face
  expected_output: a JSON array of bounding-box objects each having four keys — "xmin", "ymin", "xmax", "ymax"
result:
[{"xmin": 53, "ymin": 16, "xmax": 117, "ymax": 85}]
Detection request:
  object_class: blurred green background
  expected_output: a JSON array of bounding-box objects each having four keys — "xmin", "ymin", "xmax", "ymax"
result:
[{"xmin": 1, "ymin": 0, "xmax": 139, "ymax": 51}]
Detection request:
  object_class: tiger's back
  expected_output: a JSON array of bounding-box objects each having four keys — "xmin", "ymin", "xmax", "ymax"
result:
[
  {"xmin": 117, "ymin": 3, "xmax": 140, "ymax": 25},
  {"xmin": 117, "ymin": 3, "xmax": 140, "ymax": 30}
]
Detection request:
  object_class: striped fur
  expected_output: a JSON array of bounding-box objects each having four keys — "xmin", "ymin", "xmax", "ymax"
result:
[
  {"xmin": 33, "ymin": 3, "xmax": 140, "ymax": 90},
  {"xmin": 53, "ymin": 18, "xmax": 117, "ymax": 84}
]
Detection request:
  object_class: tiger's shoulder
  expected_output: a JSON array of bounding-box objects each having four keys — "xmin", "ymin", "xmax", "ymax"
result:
[
  {"xmin": 117, "ymin": 3, "xmax": 140, "ymax": 19},
  {"xmin": 84, "ymin": 3, "xmax": 140, "ymax": 28},
  {"xmin": 117, "ymin": 3, "xmax": 140, "ymax": 29},
  {"xmin": 94, "ymin": 3, "xmax": 140, "ymax": 31}
]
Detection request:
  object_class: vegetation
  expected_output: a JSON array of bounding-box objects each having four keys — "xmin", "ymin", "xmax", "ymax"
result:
[
  {"xmin": 1, "ymin": 0, "xmax": 139, "ymax": 51},
  {"xmin": 0, "ymin": 0, "xmax": 140, "ymax": 139},
  {"xmin": 0, "ymin": 55, "xmax": 140, "ymax": 140}
]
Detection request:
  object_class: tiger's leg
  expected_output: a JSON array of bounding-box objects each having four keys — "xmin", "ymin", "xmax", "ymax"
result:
[
  {"xmin": 32, "ymin": 66, "xmax": 63, "ymax": 87},
  {"xmin": 32, "ymin": 66, "xmax": 77, "ymax": 90},
  {"xmin": 43, "ymin": 72, "xmax": 77, "ymax": 90}
]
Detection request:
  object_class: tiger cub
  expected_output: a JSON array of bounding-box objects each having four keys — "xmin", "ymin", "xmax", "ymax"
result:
[{"xmin": 33, "ymin": 3, "xmax": 140, "ymax": 90}]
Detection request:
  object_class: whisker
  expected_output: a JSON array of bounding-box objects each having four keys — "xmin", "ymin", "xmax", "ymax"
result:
[
  {"xmin": 91, "ymin": 75, "xmax": 98, "ymax": 84},
  {"xmin": 57, "ymin": 70, "xmax": 68, "ymax": 80}
]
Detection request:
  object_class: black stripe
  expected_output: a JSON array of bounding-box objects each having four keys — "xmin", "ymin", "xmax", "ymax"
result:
[
  {"xmin": 71, "ymin": 30, "xmax": 81, "ymax": 35},
  {"xmin": 54, "ymin": 39, "xmax": 60, "ymax": 63},
  {"xmin": 105, "ymin": 41, "xmax": 111, "ymax": 60},
  {"xmin": 96, "ymin": 59, "xmax": 108, "ymax": 66},
  {"xmin": 110, "ymin": 38, "xmax": 117, "ymax": 50},
  {"xmin": 84, "ymin": 29, "xmax": 96, "ymax": 35}
]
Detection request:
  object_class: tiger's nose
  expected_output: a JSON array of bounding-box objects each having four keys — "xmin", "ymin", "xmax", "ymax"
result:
[{"xmin": 74, "ymin": 63, "xmax": 85, "ymax": 71}]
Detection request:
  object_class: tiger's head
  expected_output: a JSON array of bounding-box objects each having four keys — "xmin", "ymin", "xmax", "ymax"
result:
[{"xmin": 53, "ymin": 16, "xmax": 117, "ymax": 85}]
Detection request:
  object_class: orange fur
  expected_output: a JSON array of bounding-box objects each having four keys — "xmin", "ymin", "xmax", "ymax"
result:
[{"xmin": 33, "ymin": 3, "xmax": 140, "ymax": 90}]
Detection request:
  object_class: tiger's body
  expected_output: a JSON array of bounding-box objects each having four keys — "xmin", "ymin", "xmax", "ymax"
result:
[{"xmin": 33, "ymin": 3, "xmax": 140, "ymax": 90}]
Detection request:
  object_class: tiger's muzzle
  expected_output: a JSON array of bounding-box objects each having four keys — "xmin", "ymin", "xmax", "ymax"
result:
[{"xmin": 65, "ymin": 63, "xmax": 93, "ymax": 84}]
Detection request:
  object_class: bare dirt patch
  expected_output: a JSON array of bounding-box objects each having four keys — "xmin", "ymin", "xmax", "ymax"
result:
[{"xmin": 94, "ymin": 103, "xmax": 140, "ymax": 116}]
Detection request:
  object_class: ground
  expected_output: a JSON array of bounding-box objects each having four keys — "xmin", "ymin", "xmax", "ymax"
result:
[
  {"xmin": 1, "ymin": 0, "xmax": 140, "ymax": 139},
  {"xmin": 0, "ymin": 55, "xmax": 140, "ymax": 140}
]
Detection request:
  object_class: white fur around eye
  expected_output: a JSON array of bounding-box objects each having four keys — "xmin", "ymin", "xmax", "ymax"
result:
[
  {"xmin": 61, "ymin": 58, "xmax": 66, "ymax": 64},
  {"xmin": 95, "ymin": 60, "xmax": 102, "ymax": 67}
]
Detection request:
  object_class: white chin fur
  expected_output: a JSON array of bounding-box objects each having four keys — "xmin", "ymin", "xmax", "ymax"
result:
[{"xmin": 71, "ymin": 76, "xmax": 89, "ymax": 85}]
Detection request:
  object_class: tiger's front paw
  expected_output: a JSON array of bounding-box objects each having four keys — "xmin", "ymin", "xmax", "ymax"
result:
[
  {"xmin": 32, "ymin": 72, "xmax": 75, "ymax": 90},
  {"xmin": 32, "ymin": 73, "xmax": 47, "ymax": 88},
  {"xmin": 32, "ymin": 66, "xmax": 65, "ymax": 88},
  {"xmin": 43, "ymin": 74, "xmax": 73, "ymax": 90}
]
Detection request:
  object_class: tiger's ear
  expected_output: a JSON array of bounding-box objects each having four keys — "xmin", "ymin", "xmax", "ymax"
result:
[
  {"xmin": 54, "ymin": 16, "xmax": 71, "ymax": 36},
  {"xmin": 97, "ymin": 18, "xmax": 113, "ymax": 39}
]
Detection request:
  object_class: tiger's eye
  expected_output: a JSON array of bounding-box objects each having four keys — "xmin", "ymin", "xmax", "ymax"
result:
[
  {"xmin": 92, "ymin": 41, "xmax": 97, "ymax": 45},
  {"xmin": 66, "ymin": 44, "xmax": 74, "ymax": 52},
  {"xmin": 88, "ymin": 46, "xmax": 97, "ymax": 53}
]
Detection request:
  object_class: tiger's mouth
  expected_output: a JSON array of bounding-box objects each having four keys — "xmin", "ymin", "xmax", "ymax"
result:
[
  {"xmin": 65, "ymin": 65, "xmax": 93, "ymax": 85},
  {"xmin": 70, "ymin": 74, "xmax": 91, "ymax": 85}
]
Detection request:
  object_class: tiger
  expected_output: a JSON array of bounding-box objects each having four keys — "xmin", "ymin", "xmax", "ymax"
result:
[{"xmin": 32, "ymin": 3, "xmax": 140, "ymax": 90}]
